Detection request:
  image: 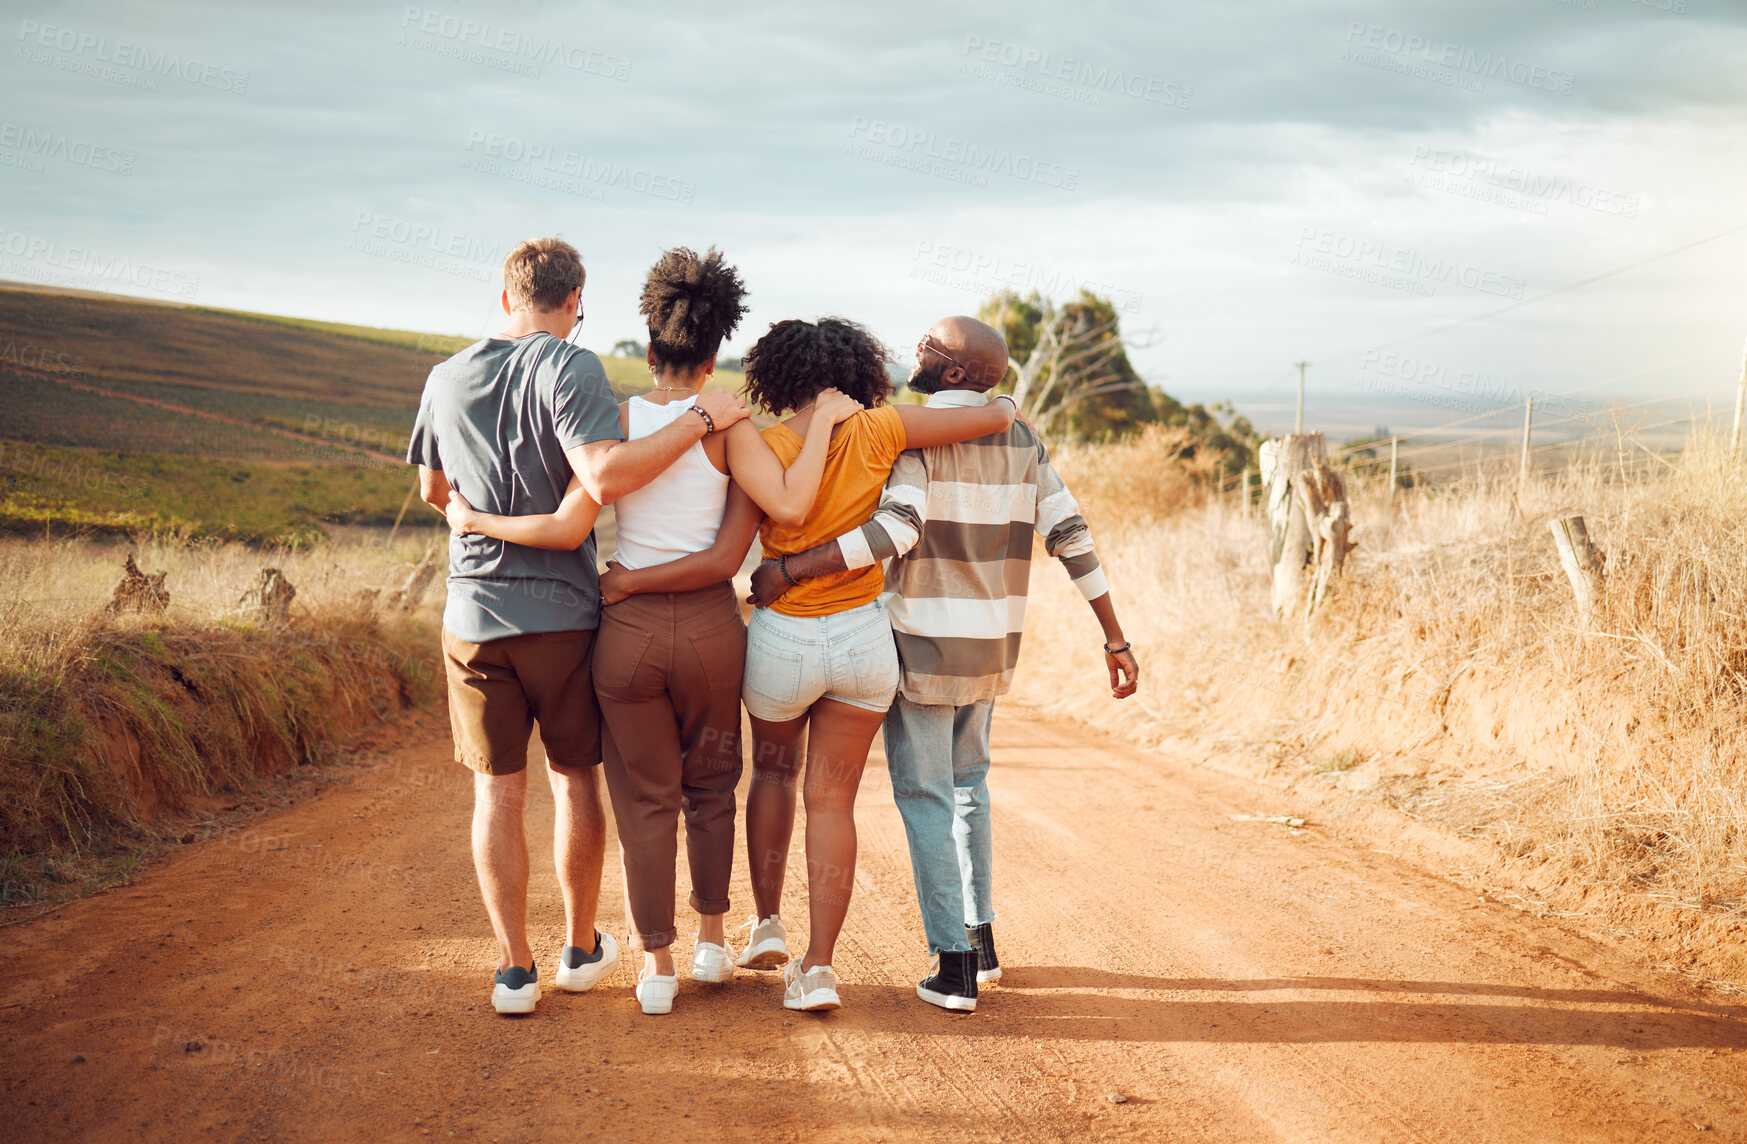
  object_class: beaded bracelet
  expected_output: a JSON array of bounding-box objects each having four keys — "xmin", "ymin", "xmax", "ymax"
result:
[
  {"xmin": 691, "ymin": 405, "xmax": 716, "ymax": 434},
  {"xmin": 1103, "ymin": 641, "xmax": 1132, "ymax": 655},
  {"xmin": 779, "ymin": 554, "xmax": 800, "ymax": 586}
]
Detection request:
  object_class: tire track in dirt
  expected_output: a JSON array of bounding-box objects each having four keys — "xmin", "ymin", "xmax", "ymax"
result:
[{"xmin": 1, "ymin": 707, "xmax": 1743, "ymax": 1143}]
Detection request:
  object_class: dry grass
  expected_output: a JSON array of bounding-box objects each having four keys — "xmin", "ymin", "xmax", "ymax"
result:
[
  {"xmin": 1014, "ymin": 429, "xmax": 1747, "ymax": 975},
  {"xmin": 0, "ymin": 531, "xmax": 444, "ymax": 902}
]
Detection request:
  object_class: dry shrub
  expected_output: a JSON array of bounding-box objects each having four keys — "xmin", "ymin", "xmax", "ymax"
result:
[
  {"xmin": 0, "ymin": 532, "xmax": 445, "ymax": 894},
  {"xmin": 1014, "ymin": 430, "xmax": 1747, "ymax": 963},
  {"xmin": 1048, "ymin": 425, "xmax": 1218, "ymax": 528}
]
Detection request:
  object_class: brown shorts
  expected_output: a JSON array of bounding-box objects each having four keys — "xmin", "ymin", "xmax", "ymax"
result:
[{"xmin": 441, "ymin": 627, "xmax": 602, "ymax": 775}]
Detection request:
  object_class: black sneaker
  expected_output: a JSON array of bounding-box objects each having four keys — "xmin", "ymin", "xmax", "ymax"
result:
[
  {"xmin": 917, "ymin": 949, "xmax": 979, "ymax": 1012},
  {"xmin": 491, "ymin": 962, "xmax": 540, "ymax": 1015},
  {"xmin": 967, "ymin": 922, "xmax": 1001, "ymax": 983}
]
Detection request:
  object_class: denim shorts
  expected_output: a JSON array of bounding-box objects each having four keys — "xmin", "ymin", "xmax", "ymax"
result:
[{"xmin": 742, "ymin": 599, "xmax": 901, "ymax": 722}]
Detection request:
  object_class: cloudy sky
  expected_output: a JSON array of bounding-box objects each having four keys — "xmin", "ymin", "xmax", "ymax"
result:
[{"xmin": 5, "ymin": 0, "xmax": 1745, "ymax": 438}]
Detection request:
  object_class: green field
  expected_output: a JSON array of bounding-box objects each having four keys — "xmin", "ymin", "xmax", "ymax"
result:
[{"xmin": 0, "ymin": 285, "xmax": 739, "ymax": 542}]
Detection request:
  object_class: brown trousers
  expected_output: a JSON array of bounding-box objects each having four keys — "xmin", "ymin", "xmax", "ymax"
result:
[{"xmin": 593, "ymin": 581, "xmax": 745, "ymax": 950}]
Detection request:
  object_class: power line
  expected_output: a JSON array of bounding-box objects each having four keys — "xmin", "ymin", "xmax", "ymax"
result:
[
  {"xmin": 1331, "ymin": 349, "xmax": 1715, "ymax": 459},
  {"xmin": 1344, "ymin": 221, "xmax": 1747, "ymax": 362}
]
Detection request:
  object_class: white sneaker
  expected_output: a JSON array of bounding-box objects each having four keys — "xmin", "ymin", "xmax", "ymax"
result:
[
  {"xmin": 490, "ymin": 963, "xmax": 541, "ymax": 1015},
  {"xmin": 782, "ymin": 959, "xmax": 841, "ymax": 1011},
  {"xmin": 553, "ymin": 931, "xmax": 619, "ymax": 992},
  {"xmin": 691, "ymin": 938, "xmax": 736, "ymax": 983},
  {"xmin": 736, "ymin": 914, "xmax": 788, "ymax": 971},
  {"xmin": 636, "ymin": 969, "xmax": 678, "ymax": 1015}
]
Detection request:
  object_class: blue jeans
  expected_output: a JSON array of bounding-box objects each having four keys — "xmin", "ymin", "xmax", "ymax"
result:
[{"xmin": 881, "ymin": 695, "xmax": 996, "ymax": 955}]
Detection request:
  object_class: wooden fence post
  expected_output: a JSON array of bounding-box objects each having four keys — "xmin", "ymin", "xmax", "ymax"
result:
[
  {"xmin": 1518, "ymin": 398, "xmax": 1534, "ymax": 494},
  {"xmin": 1388, "ymin": 436, "xmax": 1398, "ymax": 503},
  {"xmin": 1262, "ymin": 432, "xmax": 1353, "ymax": 618},
  {"xmin": 1550, "ymin": 515, "xmax": 1605, "ymax": 627}
]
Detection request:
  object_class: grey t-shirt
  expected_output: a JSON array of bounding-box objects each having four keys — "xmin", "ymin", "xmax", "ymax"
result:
[{"xmin": 406, "ymin": 333, "xmax": 623, "ymax": 643}]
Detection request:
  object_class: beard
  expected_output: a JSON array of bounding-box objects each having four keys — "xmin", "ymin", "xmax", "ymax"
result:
[{"xmin": 907, "ymin": 359, "xmax": 949, "ymax": 395}]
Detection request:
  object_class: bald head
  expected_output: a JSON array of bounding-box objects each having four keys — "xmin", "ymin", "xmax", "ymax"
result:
[{"xmin": 909, "ymin": 315, "xmax": 1010, "ymax": 395}]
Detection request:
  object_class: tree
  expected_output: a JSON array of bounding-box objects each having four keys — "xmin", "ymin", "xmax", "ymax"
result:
[
  {"xmin": 978, "ymin": 288, "xmax": 1156, "ymax": 440},
  {"xmin": 611, "ymin": 339, "xmax": 646, "ymax": 357},
  {"xmin": 978, "ymin": 288, "xmax": 1259, "ymax": 478}
]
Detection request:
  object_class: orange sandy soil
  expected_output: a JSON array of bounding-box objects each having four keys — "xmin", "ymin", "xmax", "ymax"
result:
[{"xmin": 2, "ymin": 709, "xmax": 1743, "ymax": 1142}]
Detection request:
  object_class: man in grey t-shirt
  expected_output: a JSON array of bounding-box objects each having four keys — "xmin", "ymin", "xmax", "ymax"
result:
[{"xmin": 407, "ymin": 237, "xmax": 748, "ymax": 1015}]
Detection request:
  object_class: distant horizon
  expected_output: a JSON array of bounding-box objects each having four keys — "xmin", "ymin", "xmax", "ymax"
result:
[{"xmin": 3, "ymin": 274, "xmax": 1731, "ymax": 455}]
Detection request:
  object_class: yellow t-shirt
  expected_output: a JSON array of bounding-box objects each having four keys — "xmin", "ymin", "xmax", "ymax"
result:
[{"xmin": 759, "ymin": 404, "xmax": 907, "ymax": 617}]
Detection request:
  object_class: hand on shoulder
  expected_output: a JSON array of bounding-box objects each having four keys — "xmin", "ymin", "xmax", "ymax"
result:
[
  {"xmin": 814, "ymin": 387, "xmax": 866, "ymax": 426},
  {"xmin": 695, "ymin": 388, "xmax": 751, "ymax": 432}
]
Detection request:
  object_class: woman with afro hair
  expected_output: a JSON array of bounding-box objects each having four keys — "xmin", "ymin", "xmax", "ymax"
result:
[
  {"xmin": 446, "ymin": 246, "xmax": 864, "ymax": 1015},
  {"xmin": 733, "ymin": 315, "xmax": 1018, "ymax": 1012}
]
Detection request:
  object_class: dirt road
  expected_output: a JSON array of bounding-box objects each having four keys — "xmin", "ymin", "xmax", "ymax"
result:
[{"xmin": 3, "ymin": 707, "xmax": 1743, "ymax": 1142}]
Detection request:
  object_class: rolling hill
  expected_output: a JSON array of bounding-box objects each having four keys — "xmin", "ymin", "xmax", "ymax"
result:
[{"xmin": 0, "ymin": 284, "xmax": 732, "ymax": 542}]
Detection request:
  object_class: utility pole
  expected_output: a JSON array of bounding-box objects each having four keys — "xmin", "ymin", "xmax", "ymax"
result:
[
  {"xmin": 1294, "ymin": 361, "xmax": 1308, "ymax": 435},
  {"xmin": 1518, "ymin": 397, "xmax": 1535, "ymax": 497}
]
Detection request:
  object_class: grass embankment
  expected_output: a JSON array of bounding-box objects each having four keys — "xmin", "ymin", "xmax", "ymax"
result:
[
  {"xmin": 1013, "ymin": 430, "xmax": 1747, "ymax": 985},
  {"xmin": 0, "ymin": 534, "xmax": 444, "ymax": 908}
]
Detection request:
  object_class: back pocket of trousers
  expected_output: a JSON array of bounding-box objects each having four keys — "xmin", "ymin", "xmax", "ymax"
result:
[
  {"xmin": 593, "ymin": 626, "xmax": 655, "ymax": 694},
  {"xmin": 744, "ymin": 636, "xmax": 803, "ymax": 707},
  {"xmin": 688, "ymin": 619, "xmax": 747, "ymax": 693},
  {"xmin": 846, "ymin": 634, "xmax": 900, "ymax": 699}
]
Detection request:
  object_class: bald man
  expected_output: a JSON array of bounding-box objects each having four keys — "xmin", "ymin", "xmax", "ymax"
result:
[{"xmin": 749, "ymin": 316, "xmax": 1140, "ymax": 1012}]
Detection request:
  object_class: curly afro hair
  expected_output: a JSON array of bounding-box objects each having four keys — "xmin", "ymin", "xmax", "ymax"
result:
[
  {"xmin": 742, "ymin": 317, "xmax": 894, "ymax": 416},
  {"xmin": 639, "ymin": 246, "xmax": 749, "ymax": 372}
]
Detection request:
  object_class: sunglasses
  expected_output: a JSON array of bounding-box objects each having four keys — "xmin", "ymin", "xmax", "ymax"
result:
[{"xmin": 918, "ymin": 337, "xmax": 966, "ymax": 374}]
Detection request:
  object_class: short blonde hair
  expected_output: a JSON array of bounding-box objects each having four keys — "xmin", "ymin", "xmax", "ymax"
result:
[{"xmin": 502, "ymin": 237, "xmax": 585, "ymax": 312}]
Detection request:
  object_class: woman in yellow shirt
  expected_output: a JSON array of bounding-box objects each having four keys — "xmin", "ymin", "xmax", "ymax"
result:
[{"xmin": 733, "ymin": 317, "xmax": 1017, "ymax": 1011}]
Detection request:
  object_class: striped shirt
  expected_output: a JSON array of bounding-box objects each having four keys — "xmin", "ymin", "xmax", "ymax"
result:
[{"xmin": 834, "ymin": 390, "xmax": 1106, "ymax": 705}]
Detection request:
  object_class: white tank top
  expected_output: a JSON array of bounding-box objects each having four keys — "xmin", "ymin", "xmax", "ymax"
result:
[{"xmin": 611, "ymin": 395, "xmax": 731, "ymax": 571}]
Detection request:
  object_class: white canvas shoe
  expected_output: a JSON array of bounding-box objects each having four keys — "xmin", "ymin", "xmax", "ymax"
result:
[
  {"xmin": 636, "ymin": 969, "xmax": 678, "ymax": 1016},
  {"xmin": 691, "ymin": 938, "xmax": 736, "ymax": 983},
  {"xmin": 735, "ymin": 914, "xmax": 789, "ymax": 971}
]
